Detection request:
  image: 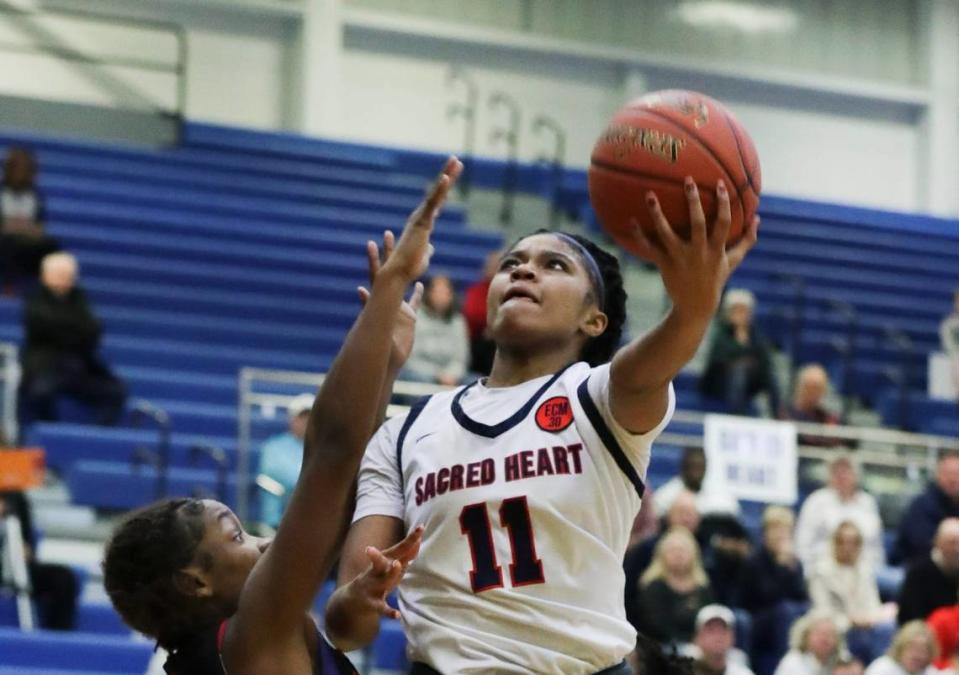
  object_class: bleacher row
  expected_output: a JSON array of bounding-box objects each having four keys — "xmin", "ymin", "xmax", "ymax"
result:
[{"xmin": 0, "ymin": 121, "xmax": 956, "ymax": 674}]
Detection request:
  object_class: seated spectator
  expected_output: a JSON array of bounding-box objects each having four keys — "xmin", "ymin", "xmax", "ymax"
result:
[
  {"xmin": 796, "ymin": 454, "xmax": 884, "ymax": 574},
  {"xmin": 257, "ymin": 393, "xmax": 312, "ymax": 530},
  {"xmin": 403, "ymin": 274, "xmax": 469, "ymax": 386},
  {"xmin": 700, "ymin": 289, "xmax": 780, "ymax": 416},
  {"xmin": 462, "ymin": 250, "xmax": 500, "ymax": 376},
  {"xmin": 685, "ymin": 604, "xmax": 755, "ymax": 675},
  {"xmin": 739, "ymin": 506, "xmax": 809, "ymax": 612},
  {"xmin": 865, "ymin": 620, "xmax": 938, "ymax": 675},
  {"xmin": 892, "ymin": 450, "xmax": 959, "ymax": 565},
  {"xmin": 898, "ymin": 518, "xmax": 959, "ymax": 625},
  {"xmin": 20, "ymin": 253, "xmax": 126, "ymax": 426},
  {"xmin": 925, "ymin": 604, "xmax": 959, "ymax": 672},
  {"xmin": 0, "ymin": 148, "xmax": 59, "ymax": 291},
  {"xmin": 774, "ymin": 610, "xmax": 846, "ymax": 675},
  {"xmin": 808, "ymin": 522, "xmax": 895, "ymax": 664},
  {"xmin": 0, "ymin": 490, "xmax": 78, "ymax": 629},
  {"xmin": 656, "ymin": 446, "xmax": 741, "ymax": 518},
  {"xmin": 940, "ymin": 290, "xmax": 959, "ymax": 396},
  {"xmin": 739, "ymin": 506, "xmax": 809, "ymax": 658},
  {"xmin": 780, "ymin": 364, "xmax": 849, "ymax": 446},
  {"xmin": 625, "ymin": 489, "xmax": 702, "ymax": 604},
  {"xmin": 631, "ymin": 526, "xmax": 714, "ymax": 646}
]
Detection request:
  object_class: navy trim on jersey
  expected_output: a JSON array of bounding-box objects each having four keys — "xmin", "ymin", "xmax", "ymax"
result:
[
  {"xmin": 575, "ymin": 377, "xmax": 646, "ymax": 498},
  {"xmin": 450, "ymin": 364, "xmax": 575, "ymax": 439},
  {"xmin": 396, "ymin": 395, "xmax": 433, "ymax": 480}
]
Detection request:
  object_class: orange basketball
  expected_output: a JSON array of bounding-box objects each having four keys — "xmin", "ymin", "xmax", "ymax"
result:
[{"xmin": 588, "ymin": 90, "xmax": 761, "ymax": 259}]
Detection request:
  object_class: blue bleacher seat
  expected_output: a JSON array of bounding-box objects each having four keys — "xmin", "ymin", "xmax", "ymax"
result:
[{"xmin": 0, "ymin": 627, "xmax": 151, "ymax": 673}]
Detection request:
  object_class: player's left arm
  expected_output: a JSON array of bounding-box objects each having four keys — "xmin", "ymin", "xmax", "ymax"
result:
[{"xmin": 608, "ymin": 178, "xmax": 758, "ymax": 433}]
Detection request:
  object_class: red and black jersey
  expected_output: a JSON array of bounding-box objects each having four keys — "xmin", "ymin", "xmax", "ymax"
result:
[{"xmin": 163, "ymin": 620, "xmax": 356, "ymax": 675}]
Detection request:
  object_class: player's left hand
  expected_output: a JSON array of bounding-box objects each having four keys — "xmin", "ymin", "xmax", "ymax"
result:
[
  {"xmin": 345, "ymin": 526, "xmax": 424, "ymax": 621},
  {"xmin": 634, "ymin": 177, "xmax": 758, "ymax": 321},
  {"xmin": 358, "ymin": 230, "xmax": 424, "ymax": 371}
]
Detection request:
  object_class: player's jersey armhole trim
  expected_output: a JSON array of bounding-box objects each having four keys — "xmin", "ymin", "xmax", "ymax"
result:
[
  {"xmin": 395, "ymin": 395, "xmax": 433, "ymax": 486},
  {"xmin": 450, "ymin": 364, "xmax": 575, "ymax": 438},
  {"xmin": 576, "ymin": 377, "xmax": 646, "ymax": 499}
]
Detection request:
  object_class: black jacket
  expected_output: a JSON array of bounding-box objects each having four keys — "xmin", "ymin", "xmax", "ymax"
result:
[
  {"xmin": 22, "ymin": 286, "xmax": 104, "ymax": 377},
  {"xmin": 699, "ymin": 321, "xmax": 778, "ymax": 404},
  {"xmin": 892, "ymin": 483, "xmax": 959, "ymax": 565},
  {"xmin": 737, "ymin": 546, "xmax": 807, "ymax": 611},
  {"xmin": 897, "ymin": 555, "xmax": 959, "ymax": 625}
]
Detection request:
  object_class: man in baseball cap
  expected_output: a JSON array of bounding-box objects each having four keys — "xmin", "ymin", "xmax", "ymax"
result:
[
  {"xmin": 256, "ymin": 393, "xmax": 314, "ymax": 530},
  {"xmin": 690, "ymin": 604, "xmax": 754, "ymax": 675}
]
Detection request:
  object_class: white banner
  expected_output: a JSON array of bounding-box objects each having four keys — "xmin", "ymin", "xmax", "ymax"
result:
[{"xmin": 703, "ymin": 414, "xmax": 798, "ymax": 505}]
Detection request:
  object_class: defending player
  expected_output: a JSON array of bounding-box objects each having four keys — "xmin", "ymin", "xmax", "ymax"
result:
[
  {"xmin": 101, "ymin": 158, "xmax": 463, "ymax": 675},
  {"xmin": 326, "ymin": 178, "xmax": 758, "ymax": 673}
]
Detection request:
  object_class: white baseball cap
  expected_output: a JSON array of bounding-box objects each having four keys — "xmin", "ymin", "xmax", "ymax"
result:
[
  {"xmin": 696, "ymin": 604, "xmax": 736, "ymax": 630},
  {"xmin": 287, "ymin": 393, "xmax": 314, "ymax": 419}
]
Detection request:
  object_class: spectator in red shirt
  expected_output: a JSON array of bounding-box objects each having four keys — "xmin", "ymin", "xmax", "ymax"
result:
[{"xmin": 461, "ymin": 250, "xmax": 500, "ymax": 376}]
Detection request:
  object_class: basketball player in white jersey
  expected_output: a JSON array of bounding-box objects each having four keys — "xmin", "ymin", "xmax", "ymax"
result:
[{"xmin": 326, "ymin": 178, "xmax": 759, "ymax": 674}]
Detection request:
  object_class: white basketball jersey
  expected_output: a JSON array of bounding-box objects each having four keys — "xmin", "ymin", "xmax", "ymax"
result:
[{"xmin": 353, "ymin": 362, "xmax": 675, "ymax": 674}]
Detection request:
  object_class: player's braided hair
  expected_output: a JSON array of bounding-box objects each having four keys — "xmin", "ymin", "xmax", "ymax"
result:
[
  {"xmin": 103, "ymin": 498, "xmax": 210, "ymax": 651},
  {"xmin": 518, "ymin": 230, "xmax": 627, "ymax": 366}
]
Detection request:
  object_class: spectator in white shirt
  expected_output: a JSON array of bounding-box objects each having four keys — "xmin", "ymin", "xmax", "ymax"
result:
[
  {"xmin": 808, "ymin": 522, "xmax": 896, "ymax": 664},
  {"xmin": 865, "ymin": 621, "xmax": 938, "ymax": 675},
  {"xmin": 775, "ymin": 610, "xmax": 846, "ymax": 675},
  {"xmin": 796, "ymin": 454, "xmax": 884, "ymax": 574},
  {"xmin": 655, "ymin": 446, "xmax": 741, "ymax": 518}
]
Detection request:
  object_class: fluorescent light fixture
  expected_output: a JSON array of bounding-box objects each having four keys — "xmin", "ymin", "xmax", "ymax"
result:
[{"xmin": 676, "ymin": 1, "xmax": 798, "ymax": 33}]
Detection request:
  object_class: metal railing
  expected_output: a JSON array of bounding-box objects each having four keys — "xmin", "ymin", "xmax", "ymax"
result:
[
  {"xmin": 0, "ymin": 342, "xmax": 20, "ymax": 444},
  {"xmin": 238, "ymin": 366, "xmax": 959, "ymax": 522},
  {"xmin": 236, "ymin": 367, "xmax": 449, "ymax": 522},
  {"xmin": 0, "ymin": 3, "xmax": 187, "ymax": 131}
]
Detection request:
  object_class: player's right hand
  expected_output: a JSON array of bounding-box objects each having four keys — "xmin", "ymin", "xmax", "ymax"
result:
[
  {"xmin": 346, "ymin": 526, "xmax": 424, "ymax": 621},
  {"xmin": 379, "ymin": 157, "xmax": 462, "ymax": 283}
]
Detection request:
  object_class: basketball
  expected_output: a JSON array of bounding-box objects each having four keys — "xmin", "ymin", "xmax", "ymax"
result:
[{"xmin": 588, "ymin": 90, "xmax": 762, "ymax": 259}]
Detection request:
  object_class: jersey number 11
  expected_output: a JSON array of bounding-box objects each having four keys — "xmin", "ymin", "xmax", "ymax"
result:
[{"xmin": 459, "ymin": 496, "xmax": 545, "ymax": 593}]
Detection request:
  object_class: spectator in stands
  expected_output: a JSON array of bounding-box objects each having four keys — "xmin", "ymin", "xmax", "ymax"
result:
[
  {"xmin": 625, "ymin": 489, "xmax": 702, "ymax": 604},
  {"xmin": 738, "ymin": 506, "xmax": 809, "ymax": 655},
  {"xmin": 0, "ymin": 490, "xmax": 78, "ymax": 630},
  {"xmin": 403, "ymin": 274, "xmax": 469, "ymax": 386},
  {"xmin": 256, "ymin": 393, "xmax": 312, "ymax": 530},
  {"xmin": 774, "ymin": 610, "xmax": 846, "ymax": 675},
  {"xmin": 808, "ymin": 522, "xmax": 895, "ymax": 664},
  {"xmin": 942, "ymin": 290, "xmax": 959, "ymax": 398},
  {"xmin": 897, "ymin": 518, "xmax": 959, "ymax": 625},
  {"xmin": 925, "ymin": 604, "xmax": 959, "ymax": 672},
  {"xmin": 656, "ymin": 446, "xmax": 742, "ymax": 518},
  {"xmin": 796, "ymin": 454, "xmax": 884, "ymax": 574},
  {"xmin": 864, "ymin": 621, "xmax": 938, "ymax": 675},
  {"xmin": 0, "ymin": 147, "xmax": 59, "ymax": 291},
  {"xmin": 700, "ymin": 289, "xmax": 780, "ymax": 416},
  {"xmin": 780, "ymin": 364, "xmax": 849, "ymax": 445},
  {"xmin": 462, "ymin": 250, "xmax": 500, "ymax": 376},
  {"xmin": 686, "ymin": 604, "xmax": 755, "ymax": 675},
  {"xmin": 20, "ymin": 252, "xmax": 126, "ymax": 426},
  {"xmin": 893, "ymin": 450, "xmax": 959, "ymax": 565},
  {"xmin": 631, "ymin": 526, "xmax": 714, "ymax": 646}
]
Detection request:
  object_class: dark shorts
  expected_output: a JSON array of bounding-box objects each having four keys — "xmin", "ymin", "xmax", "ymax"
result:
[{"xmin": 410, "ymin": 660, "xmax": 632, "ymax": 674}]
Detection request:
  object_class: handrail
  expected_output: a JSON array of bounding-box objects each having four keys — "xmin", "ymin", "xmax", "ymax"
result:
[
  {"xmin": 237, "ymin": 366, "xmax": 959, "ymax": 521},
  {"xmin": 0, "ymin": 2, "xmax": 188, "ymax": 128}
]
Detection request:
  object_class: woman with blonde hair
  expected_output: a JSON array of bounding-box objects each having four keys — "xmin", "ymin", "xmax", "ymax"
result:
[
  {"xmin": 631, "ymin": 526, "xmax": 713, "ymax": 645},
  {"xmin": 774, "ymin": 609, "xmax": 845, "ymax": 675},
  {"xmin": 808, "ymin": 521, "xmax": 895, "ymax": 663},
  {"xmin": 865, "ymin": 621, "xmax": 938, "ymax": 675}
]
